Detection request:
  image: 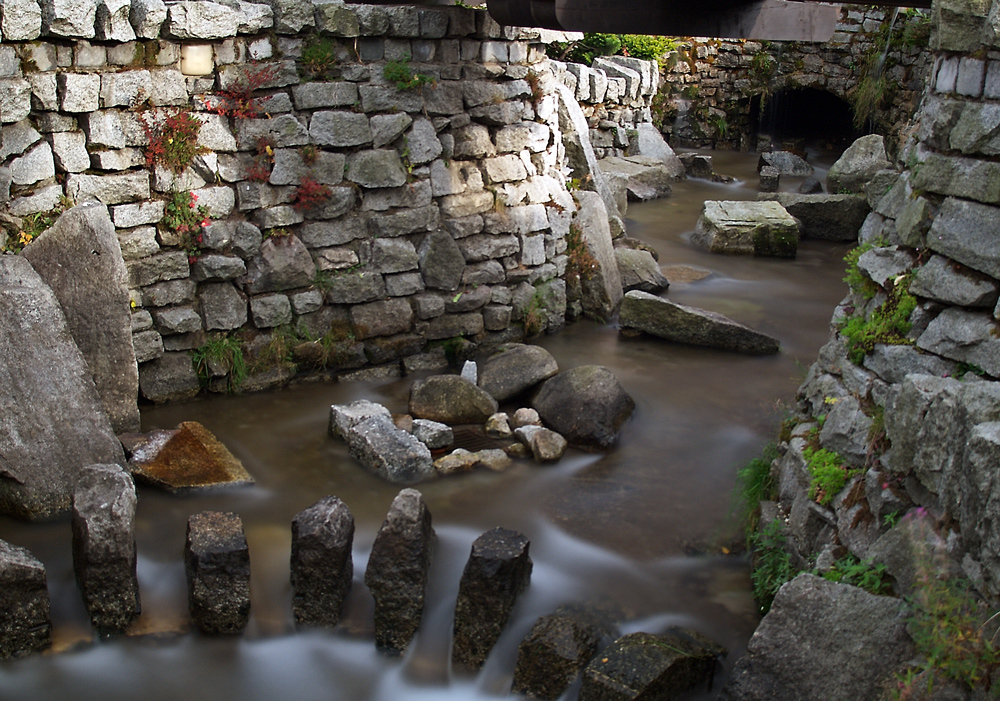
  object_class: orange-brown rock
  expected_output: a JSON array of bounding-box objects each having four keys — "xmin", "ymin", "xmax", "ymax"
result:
[{"xmin": 128, "ymin": 421, "xmax": 252, "ymax": 491}]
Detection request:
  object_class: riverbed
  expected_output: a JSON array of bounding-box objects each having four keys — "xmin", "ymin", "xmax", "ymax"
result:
[{"xmin": 0, "ymin": 151, "xmax": 851, "ymax": 701}]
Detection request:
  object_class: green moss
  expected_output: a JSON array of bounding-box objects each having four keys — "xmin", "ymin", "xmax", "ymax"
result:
[
  {"xmin": 734, "ymin": 443, "xmax": 780, "ymax": 537},
  {"xmin": 752, "ymin": 226, "xmax": 797, "ymax": 258},
  {"xmin": 803, "ymin": 446, "xmax": 855, "ymax": 505},
  {"xmin": 839, "ymin": 275, "xmax": 917, "ymax": 366},
  {"xmin": 299, "ymin": 35, "xmax": 338, "ymax": 82}
]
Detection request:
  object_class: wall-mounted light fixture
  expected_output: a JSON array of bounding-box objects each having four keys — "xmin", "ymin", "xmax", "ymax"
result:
[{"xmin": 180, "ymin": 45, "xmax": 214, "ymax": 76}]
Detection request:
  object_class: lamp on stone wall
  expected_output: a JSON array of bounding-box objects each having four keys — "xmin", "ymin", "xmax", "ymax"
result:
[{"xmin": 181, "ymin": 45, "xmax": 214, "ymax": 76}]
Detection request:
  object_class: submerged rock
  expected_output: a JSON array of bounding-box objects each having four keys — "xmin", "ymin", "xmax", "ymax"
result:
[
  {"xmin": 185, "ymin": 511, "xmax": 251, "ymax": 635},
  {"xmin": 365, "ymin": 489, "xmax": 435, "ymax": 654},
  {"xmin": 619, "ymin": 290, "xmax": 781, "ymax": 355},
  {"xmin": 532, "ymin": 365, "xmax": 635, "ymax": 450},
  {"xmin": 0, "ymin": 539, "xmax": 51, "ymax": 658},
  {"xmin": 291, "ymin": 496, "xmax": 354, "ymax": 628},
  {"xmin": 128, "ymin": 421, "xmax": 253, "ymax": 491},
  {"xmin": 452, "ymin": 527, "xmax": 533, "ymax": 670},
  {"xmin": 478, "ymin": 344, "xmax": 559, "ymax": 403},
  {"xmin": 692, "ymin": 200, "xmax": 799, "ymax": 258}
]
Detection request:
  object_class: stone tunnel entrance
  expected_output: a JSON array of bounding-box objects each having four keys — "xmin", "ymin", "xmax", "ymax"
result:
[{"xmin": 749, "ymin": 87, "xmax": 862, "ymax": 152}]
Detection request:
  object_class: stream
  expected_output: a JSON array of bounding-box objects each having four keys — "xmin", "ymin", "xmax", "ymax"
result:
[{"xmin": 0, "ymin": 150, "xmax": 852, "ymax": 701}]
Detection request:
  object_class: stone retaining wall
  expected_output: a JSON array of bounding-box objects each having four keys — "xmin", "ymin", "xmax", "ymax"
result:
[{"xmin": 0, "ymin": 1, "xmax": 657, "ymax": 401}]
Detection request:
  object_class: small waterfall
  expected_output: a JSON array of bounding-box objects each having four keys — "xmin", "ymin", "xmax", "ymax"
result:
[{"xmin": 875, "ymin": 8, "xmax": 902, "ymax": 77}]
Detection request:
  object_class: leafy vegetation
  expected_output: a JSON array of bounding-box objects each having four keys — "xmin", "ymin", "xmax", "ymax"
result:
[
  {"xmin": 383, "ymin": 57, "xmax": 434, "ymax": 91},
  {"xmin": 802, "ymin": 445, "xmax": 855, "ymax": 505},
  {"xmin": 192, "ymin": 334, "xmax": 248, "ymax": 393},
  {"xmin": 162, "ymin": 191, "xmax": 211, "ymax": 264},
  {"xmin": 1, "ymin": 209, "xmax": 59, "ymax": 253},
  {"xmin": 290, "ymin": 176, "xmax": 333, "ymax": 212},
  {"xmin": 140, "ymin": 107, "xmax": 208, "ymax": 173},
  {"xmin": 299, "ymin": 35, "xmax": 338, "ymax": 81},
  {"xmin": 734, "ymin": 443, "xmax": 780, "ymax": 536},
  {"xmin": 839, "ymin": 275, "xmax": 917, "ymax": 366},
  {"xmin": 211, "ymin": 63, "xmax": 277, "ymax": 120},
  {"xmin": 750, "ymin": 517, "xmax": 796, "ymax": 614},
  {"xmin": 843, "ymin": 241, "xmax": 882, "ymax": 300},
  {"xmin": 564, "ymin": 223, "xmax": 599, "ymax": 286},
  {"xmin": 821, "ymin": 554, "xmax": 892, "ymax": 595},
  {"xmin": 551, "ymin": 33, "xmax": 679, "ymax": 64}
]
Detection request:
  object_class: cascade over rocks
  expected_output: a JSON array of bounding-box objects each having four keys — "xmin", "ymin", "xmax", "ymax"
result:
[
  {"xmin": 0, "ymin": 255, "xmax": 125, "ymax": 520},
  {"xmin": 532, "ymin": 365, "xmax": 635, "ymax": 450}
]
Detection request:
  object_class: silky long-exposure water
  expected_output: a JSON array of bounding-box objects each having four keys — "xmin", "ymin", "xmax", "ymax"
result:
[{"xmin": 0, "ymin": 151, "xmax": 851, "ymax": 701}]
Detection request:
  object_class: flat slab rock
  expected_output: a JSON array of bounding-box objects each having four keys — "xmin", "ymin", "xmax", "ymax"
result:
[
  {"xmin": 691, "ymin": 200, "xmax": 799, "ymax": 257},
  {"xmin": 620, "ymin": 290, "xmax": 780, "ymax": 355},
  {"xmin": 126, "ymin": 421, "xmax": 253, "ymax": 491}
]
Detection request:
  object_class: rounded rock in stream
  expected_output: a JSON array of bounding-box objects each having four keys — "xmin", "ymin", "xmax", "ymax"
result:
[
  {"xmin": 364, "ymin": 489, "xmax": 435, "ymax": 654},
  {"xmin": 477, "ymin": 343, "xmax": 560, "ymax": 402},
  {"xmin": 532, "ymin": 366, "xmax": 635, "ymax": 450},
  {"xmin": 409, "ymin": 374, "xmax": 499, "ymax": 424},
  {"xmin": 452, "ymin": 527, "xmax": 532, "ymax": 670},
  {"xmin": 184, "ymin": 511, "xmax": 250, "ymax": 635},
  {"xmin": 290, "ymin": 496, "xmax": 355, "ymax": 628}
]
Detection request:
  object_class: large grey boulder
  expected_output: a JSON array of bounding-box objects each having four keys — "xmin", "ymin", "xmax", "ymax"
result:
[
  {"xmin": 478, "ymin": 343, "xmax": 559, "ymax": 402},
  {"xmin": 758, "ymin": 150, "xmax": 813, "ymax": 176},
  {"xmin": 826, "ymin": 134, "xmax": 891, "ymax": 194},
  {"xmin": 71, "ymin": 463, "xmax": 139, "ymax": 634},
  {"xmin": 364, "ymin": 488, "xmax": 435, "ymax": 654},
  {"xmin": 452, "ymin": 527, "xmax": 533, "ymax": 670},
  {"xmin": 22, "ymin": 202, "xmax": 140, "ymax": 433},
  {"xmin": 185, "ymin": 511, "xmax": 251, "ymax": 635},
  {"xmin": 615, "ymin": 248, "xmax": 669, "ymax": 293},
  {"xmin": 620, "ymin": 290, "xmax": 780, "ymax": 355},
  {"xmin": 573, "ymin": 190, "xmax": 624, "ymax": 319},
  {"xmin": 291, "ymin": 495, "xmax": 354, "ymax": 628},
  {"xmin": 721, "ymin": 574, "xmax": 913, "ymax": 700},
  {"xmin": 623, "ymin": 123, "xmax": 685, "ymax": 178},
  {"xmin": 597, "ymin": 156, "xmax": 676, "ymax": 201},
  {"xmin": 409, "ymin": 375, "xmax": 499, "ymax": 424},
  {"xmin": 757, "ymin": 192, "xmax": 870, "ymax": 241},
  {"xmin": 328, "ymin": 399, "xmax": 392, "ymax": 440},
  {"xmin": 692, "ymin": 200, "xmax": 799, "ymax": 257},
  {"xmin": 909, "ymin": 254, "xmax": 1000, "ymax": 308},
  {"xmin": 0, "ymin": 256, "xmax": 125, "ymax": 520},
  {"xmin": 347, "ymin": 415, "xmax": 435, "ymax": 484},
  {"xmin": 0, "ymin": 539, "xmax": 51, "ymax": 658},
  {"xmin": 532, "ymin": 365, "xmax": 635, "ymax": 450}
]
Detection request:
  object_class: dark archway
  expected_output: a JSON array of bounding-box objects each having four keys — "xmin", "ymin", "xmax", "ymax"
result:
[{"xmin": 750, "ymin": 88, "xmax": 862, "ymax": 151}]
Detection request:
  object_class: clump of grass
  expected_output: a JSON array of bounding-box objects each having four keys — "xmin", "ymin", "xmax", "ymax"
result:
[
  {"xmin": 820, "ymin": 554, "xmax": 893, "ymax": 595},
  {"xmin": 383, "ymin": 56, "xmax": 434, "ymax": 91},
  {"xmin": 734, "ymin": 443, "xmax": 780, "ymax": 537},
  {"xmin": 750, "ymin": 516, "xmax": 797, "ymax": 614},
  {"xmin": 192, "ymin": 333, "xmax": 248, "ymax": 393},
  {"xmin": 299, "ymin": 35, "xmax": 338, "ymax": 82}
]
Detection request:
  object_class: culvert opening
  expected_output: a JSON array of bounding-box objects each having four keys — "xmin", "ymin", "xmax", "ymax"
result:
[{"xmin": 751, "ymin": 88, "xmax": 862, "ymax": 152}]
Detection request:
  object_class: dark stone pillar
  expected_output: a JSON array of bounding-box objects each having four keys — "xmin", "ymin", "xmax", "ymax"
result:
[
  {"xmin": 290, "ymin": 495, "xmax": 355, "ymax": 627},
  {"xmin": 185, "ymin": 511, "xmax": 250, "ymax": 635},
  {"xmin": 452, "ymin": 526, "xmax": 532, "ymax": 669},
  {"xmin": 0, "ymin": 539, "xmax": 51, "ymax": 658},
  {"xmin": 71, "ymin": 463, "xmax": 140, "ymax": 634},
  {"xmin": 364, "ymin": 488, "xmax": 434, "ymax": 654}
]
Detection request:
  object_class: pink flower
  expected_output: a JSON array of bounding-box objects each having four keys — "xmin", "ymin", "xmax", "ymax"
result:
[
  {"xmin": 200, "ymin": 218, "xmax": 210, "ymax": 228},
  {"xmin": 191, "ymin": 193, "xmax": 198, "ymax": 201},
  {"xmin": 189, "ymin": 201, "xmax": 196, "ymax": 209}
]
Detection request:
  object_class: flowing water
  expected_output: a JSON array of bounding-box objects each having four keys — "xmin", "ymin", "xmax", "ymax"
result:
[{"xmin": 0, "ymin": 150, "xmax": 851, "ymax": 701}]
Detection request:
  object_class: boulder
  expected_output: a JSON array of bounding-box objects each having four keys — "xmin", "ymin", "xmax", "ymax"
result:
[
  {"xmin": 410, "ymin": 419, "xmax": 453, "ymax": 450},
  {"xmin": 615, "ymin": 248, "xmax": 669, "ymax": 293},
  {"xmin": 185, "ymin": 511, "xmax": 251, "ymax": 635},
  {"xmin": 532, "ymin": 366, "xmax": 635, "ymax": 450},
  {"xmin": 365, "ymin": 488, "xmax": 435, "ymax": 654},
  {"xmin": 692, "ymin": 200, "xmax": 799, "ymax": 257},
  {"xmin": 329, "ymin": 399, "xmax": 393, "ymax": 440},
  {"xmin": 515, "ymin": 425, "xmax": 568, "ymax": 462},
  {"xmin": 826, "ymin": 134, "xmax": 890, "ymax": 194},
  {"xmin": 452, "ymin": 527, "xmax": 533, "ymax": 670},
  {"xmin": 679, "ymin": 153, "xmax": 714, "ymax": 179},
  {"xmin": 0, "ymin": 256, "xmax": 125, "ymax": 520},
  {"xmin": 720, "ymin": 574, "xmax": 913, "ymax": 700},
  {"xmin": 758, "ymin": 150, "xmax": 813, "ymax": 176},
  {"xmin": 347, "ymin": 415, "xmax": 435, "ymax": 484},
  {"xmin": 597, "ymin": 156, "xmax": 676, "ymax": 201},
  {"xmin": 409, "ymin": 375, "xmax": 499, "ymax": 424},
  {"xmin": 512, "ymin": 604, "xmax": 619, "ymax": 700},
  {"xmin": 573, "ymin": 190, "xmax": 624, "ymax": 319},
  {"xmin": 623, "ymin": 123, "xmax": 686, "ymax": 178},
  {"xmin": 21, "ymin": 202, "xmax": 139, "ymax": 433},
  {"xmin": 757, "ymin": 193, "xmax": 869, "ymax": 241},
  {"xmin": 127, "ymin": 421, "xmax": 254, "ymax": 491},
  {"xmin": 0, "ymin": 539, "xmax": 51, "ymax": 658},
  {"xmin": 620, "ymin": 290, "xmax": 780, "ymax": 355},
  {"xmin": 290, "ymin": 495, "xmax": 354, "ymax": 628},
  {"xmin": 555, "ymin": 83, "xmax": 621, "ymax": 221},
  {"xmin": 758, "ymin": 166, "xmax": 780, "ymax": 193},
  {"xmin": 581, "ymin": 629, "xmax": 724, "ymax": 701},
  {"xmin": 478, "ymin": 344, "xmax": 559, "ymax": 402},
  {"xmin": 71, "ymin": 464, "xmax": 140, "ymax": 634}
]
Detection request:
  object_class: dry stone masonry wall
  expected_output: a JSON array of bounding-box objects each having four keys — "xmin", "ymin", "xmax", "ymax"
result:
[{"xmin": 0, "ymin": 0, "xmax": 609, "ymax": 402}]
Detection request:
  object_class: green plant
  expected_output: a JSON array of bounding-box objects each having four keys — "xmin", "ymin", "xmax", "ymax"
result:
[
  {"xmin": 820, "ymin": 554, "xmax": 892, "ymax": 595},
  {"xmin": 710, "ymin": 113, "xmax": 729, "ymax": 138},
  {"xmin": 750, "ymin": 517, "xmax": 797, "ymax": 614},
  {"xmin": 734, "ymin": 443, "xmax": 780, "ymax": 537},
  {"xmin": 383, "ymin": 57, "xmax": 434, "ymax": 91},
  {"xmin": 140, "ymin": 107, "xmax": 208, "ymax": 173},
  {"xmin": 899, "ymin": 9, "xmax": 932, "ymax": 48},
  {"xmin": 803, "ymin": 446, "xmax": 855, "ymax": 505},
  {"xmin": 300, "ymin": 143, "xmax": 319, "ymax": 165},
  {"xmin": 523, "ymin": 286, "xmax": 549, "ymax": 337},
  {"xmin": 883, "ymin": 510, "xmax": 901, "ymax": 528},
  {"xmin": 850, "ymin": 69, "xmax": 892, "ymax": 130},
  {"xmin": 839, "ymin": 274, "xmax": 917, "ymax": 366},
  {"xmin": 843, "ymin": 242, "xmax": 881, "ymax": 300},
  {"xmin": 192, "ymin": 333, "xmax": 248, "ymax": 393},
  {"xmin": 264, "ymin": 227, "xmax": 292, "ymax": 239},
  {"xmin": 619, "ymin": 34, "xmax": 676, "ymax": 60},
  {"xmin": 1, "ymin": 209, "xmax": 59, "ymax": 253},
  {"xmin": 299, "ymin": 35, "xmax": 338, "ymax": 81},
  {"xmin": 162, "ymin": 191, "xmax": 211, "ymax": 263}
]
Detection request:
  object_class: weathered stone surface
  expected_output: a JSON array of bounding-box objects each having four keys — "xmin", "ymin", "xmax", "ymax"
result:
[
  {"xmin": 434, "ymin": 448, "xmax": 479, "ymax": 475},
  {"xmin": 291, "ymin": 82, "xmax": 358, "ymax": 110},
  {"xmin": 346, "ymin": 149, "xmax": 408, "ymax": 189},
  {"xmin": 556, "ymin": 84, "xmax": 621, "ymax": 221},
  {"xmin": 41, "ymin": 0, "xmax": 96, "ymax": 36},
  {"xmin": 9, "ymin": 141, "xmax": 54, "ymax": 186},
  {"xmin": 621, "ymin": 290, "xmax": 780, "ymax": 355},
  {"xmin": 348, "ymin": 415, "xmax": 435, "ymax": 484},
  {"xmin": 250, "ymin": 292, "xmax": 292, "ymax": 328},
  {"xmin": 313, "ymin": 0, "xmax": 358, "ymax": 35},
  {"xmin": 71, "ymin": 463, "xmax": 139, "ymax": 634},
  {"xmin": 240, "ymin": 235, "xmax": 314, "ymax": 294},
  {"xmin": 478, "ymin": 343, "xmax": 559, "ymax": 402},
  {"xmin": 453, "ymin": 528, "xmax": 532, "ymax": 671},
  {"xmin": 721, "ymin": 575, "xmax": 912, "ymax": 701},
  {"xmin": 265, "ymin": 0, "xmax": 313, "ymax": 33},
  {"xmin": 582, "ymin": 630, "xmax": 723, "ymax": 701},
  {"xmin": 291, "ymin": 495, "xmax": 354, "ymax": 628},
  {"xmin": 532, "ymin": 365, "xmax": 634, "ymax": 450},
  {"xmin": 199, "ymin": 282, "xmax": 247, "ymax": 331},
  {"xmin": 0, "ymin": 539, "xmax": 51, "ymax": 658},
  {"xmin": 129, "ymin": 421, "xmax": 253, "ymax": 491},
  {"xmin": 95, "ymin": 0, "xmax": 135, "ymax": 40},
  {"xmin": 22, "ymin": 202, "xmax": 139, "ymax": 433},
  {"xmin": 350, "ymin": 297, "xmax": 413, "ymax": 339},
  {"xmin": 827, "ymin": 135, "xmax": 891, "ymax": 194},
  {"xmin": 0, "ymin": 78, "xmax": 31, "ymax": 123},
  {"xmin": 573, "ymin": 190, "xmax": 623, "ymax": 319},
  {"xmin": 910, "ymin": 254, "xmax": 999, "ymax": 307},
  {"xmin": 598, "ymin": 156, "xmax": 676, "ymax": 201},
  {"xmin": 310, "ymin": 110, "xmax": 372, "ymax": 148},
  {"xmin": 0, "ymin": 256, "xmax": 125, "ymax": 520},
  {"xmin": 371, "ymin": 112, "xmax": 413, "ymax": 148},
  {"xmin": 236, "ymin": 114, "xmax": 309, "ymax": 149},
  {"xmin": 411, "ymin": 419, "xmax": 453, "ymax": 450},
  {"xmin": 917, "ymin": 307, "xmax": 1000, "ymax": 377},
  {"xmin": 364, "ymin": 488, "xmax": 435, "ymax": 654},
  {"xmin": 329, "ymin": 399, "xmax": 392, "ymax": 440},
  {"xmin": 185, "ymin": 511, "xmax": 251, "ymax": 635},
  {"xmin": 66, "ymin": 171, "xmax": 150, "ymax": 205},
  {"xmin": 758, "ymin": 150, "xmax": 813, "ymax": 176},
  {"xmin": 1, "ymin": 121, "xmax": 42, "ymax": 161},
  {"xmin": 692, "ymin": 200, "xmax": 799, "ymax": 257},
  {"xmin": 129, "ymin": 0, "xmax": 166, "ymax": 38},
  {"xmin": 925, "ymin": 196, "xmax": 1000, "ymax": 279},
  {"xmin": 515, "ymin": 425, "xmax": 568, "ymax": 462},
  {"xmin": 2, "ymin": 0, "xmax": 42, "ymax": 39},
  {"xmin": 757, "ymin": 192, "xmax": 869, "ymax": 241},
  {"xmin": 410, "ymin": 374, "xmax": 499, "ymax": 424},
  {"xmin": 615, "ymin": 248, "xmax": 668, "ymax": 293},
  {"xmin": 166, "ymin": 0, "xmax": 239, "ymax": 39}
]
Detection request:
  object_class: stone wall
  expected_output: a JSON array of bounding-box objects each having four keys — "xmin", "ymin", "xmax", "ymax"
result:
[
  {"xmin": 0, "ymin": 1, "xmax": 629, "ymax": 402},
  {"xmin": 657, "ymin": 5, "xmax": 933, "ymax": 152}
]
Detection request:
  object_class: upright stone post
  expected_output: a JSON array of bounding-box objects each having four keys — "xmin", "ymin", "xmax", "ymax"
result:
[
  {"xmin": 364, "ymin": 488, "xmax": 434, "ymax": 654},
  {"xmin": 71, "ymin": 463, "xmax": 140, "ymax": 634},
  {"xmin": 0, "ymin": 539, "xmax": 51, "ymax": 658},
  {"xmin": 290, "ymin": 495, "xmax": 355, "ymax": 628},
  {"xmin": 452, "ymin": 527, "xmax": 533, "ymax": 670},
  {"xmin": 185, "ymin": 511, "xmax": 250, "ymax": 635}
]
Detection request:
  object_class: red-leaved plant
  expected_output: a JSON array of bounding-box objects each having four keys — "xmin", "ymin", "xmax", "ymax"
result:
[
  {"xmin": 212, "ymin": 63, "xmax": 279, "ymax": 120},
  {"xmin": 291, "ymin": 176, "xmax": 332, "ymax": 212},
  {"xmin": 248, "ymin": 136, "xmax": 275, "ymax": 183},
  {"xmin": 140, "ymin": 108, "xmax": 208, "ymax": 173}
]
